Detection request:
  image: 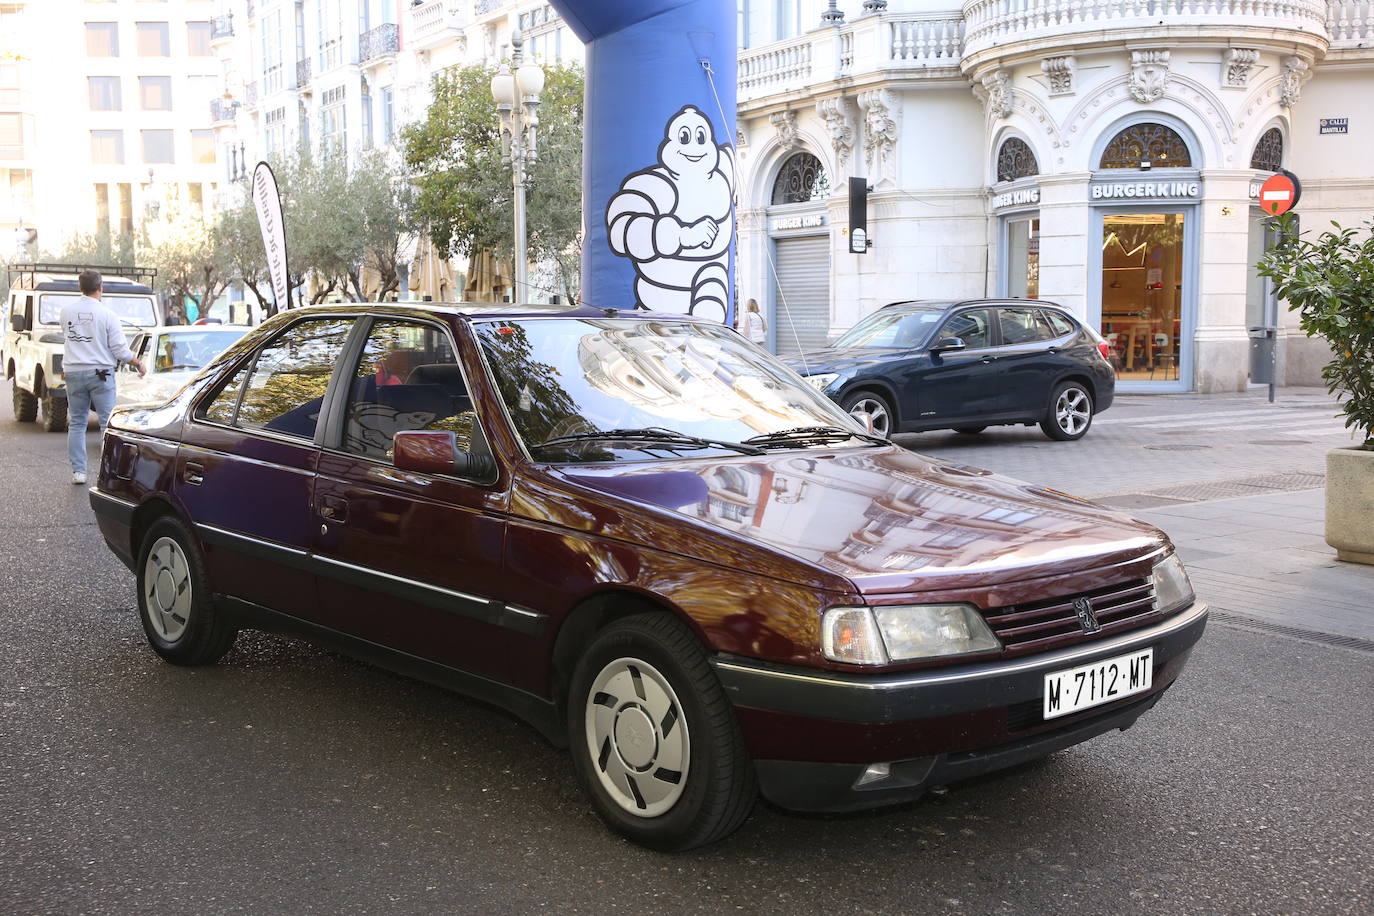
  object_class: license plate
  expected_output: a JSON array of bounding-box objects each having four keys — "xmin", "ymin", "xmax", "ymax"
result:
[{"xmin": 1043, "ymin": 648, "xmax": 1153, "ymax": 720}]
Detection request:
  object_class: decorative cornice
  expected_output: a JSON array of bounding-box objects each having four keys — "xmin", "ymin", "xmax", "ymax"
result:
[
  {"xmin": 1279, "ymin": 55, "xmax": 1310, "ymax": 108},
  {"xmin": 1042, "ymin": 56, "xmax": 1076, "ymax": 96},
  {"xmin": 1129, "ymin": 49, "xmax": 1170, "ymax": 104},
  {"xmin": 770, "ymin": 110, "xmax": 799, "ymax": 150},
  {"xmin": 815, "ymin": 96, "xmax": 857, "ymax": 171},
  {"xmin": 1224, "ymin": 48, "xmax": 1258, "ymax": 89},
  {"xmin": 857, "ymin": 88, "xmax": 900, "ymax": 188},
  {"xmin": 980, "ymin": 69, "xmax": 1013, "ymax": 119}
]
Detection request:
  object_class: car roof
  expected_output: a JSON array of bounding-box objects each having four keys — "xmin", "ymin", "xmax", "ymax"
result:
[
  {"xmin": 269, "ymin": 302, "xmax": 713, "ymax": 323},
  {"xmin": 882, "ymin": 298, "xmax": 1066, "ymax": 311}
]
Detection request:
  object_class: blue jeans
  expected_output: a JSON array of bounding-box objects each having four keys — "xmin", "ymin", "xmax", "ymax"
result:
[{"xmin": 66, "ymin": 368, "xmax": 117, "ymax": 474}]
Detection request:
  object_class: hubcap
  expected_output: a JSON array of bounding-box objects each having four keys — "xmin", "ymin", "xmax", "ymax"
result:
[
  {"xmin": 1056, "ymin": 388, "xmax": 1091, "ymax": 435},
  {"xmin": 585, "ymin": 657, "xmax": 690, "ymax": 818},
  {"xmin": 143, "ymin": 536, "xmax": 192, "ymax": 642},
  {"xmin": 848, "ymin": 398, "xmax": 890, "ymax": 436}
]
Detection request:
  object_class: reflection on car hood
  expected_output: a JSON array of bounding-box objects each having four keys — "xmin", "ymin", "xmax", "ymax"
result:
[
  {"xmin": 783, "ymin": 347, "xmax": 908, "ymax": 374},
  {"xmin": 558, "ymin": 447, "xmax": 1165, "ymax": 594}
]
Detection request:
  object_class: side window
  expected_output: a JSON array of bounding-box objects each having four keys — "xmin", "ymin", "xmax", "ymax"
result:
[
  {"xmin": 940, "ymin": 309, "xmax": 991, "ymax": 349},
  {"xmin": 998, "ymin": 307, "xmax": 1056, "ymax": 345},
  {"xmin": 196, "ymin": 318, "xmax": 352, "ymax": 438},
  {"xmin": 1044, "ymin": 310, "xmax": 1076, "ymax": 337},
  {"xmin": 340, "ymin": 320, "xmax": 476, "ymax": 463}
]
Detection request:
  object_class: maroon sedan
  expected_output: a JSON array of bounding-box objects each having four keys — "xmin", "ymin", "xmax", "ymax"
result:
[{"xmin": 90, "ymin": 304, "xmax": 1207, "ymax": 850}]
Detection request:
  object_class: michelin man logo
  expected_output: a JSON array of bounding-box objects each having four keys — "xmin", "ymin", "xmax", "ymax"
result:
[{"xmin": 606, "ymin": 106, "xmax": 735, "ymax": 322}]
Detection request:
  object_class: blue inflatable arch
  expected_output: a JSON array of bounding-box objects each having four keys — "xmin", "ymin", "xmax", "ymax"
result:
[{"xmin": 547, "ymin": 0, "xmax": 736, "ymax": 324}]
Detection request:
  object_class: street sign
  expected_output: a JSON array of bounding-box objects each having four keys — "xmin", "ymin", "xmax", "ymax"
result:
[{"xmin": 1258, "ymin": 170, "xmax": 1301, "ymax": 216}]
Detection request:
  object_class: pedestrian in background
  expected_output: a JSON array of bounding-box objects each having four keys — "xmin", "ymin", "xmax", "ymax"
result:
[
  {"xmin": 741, "ymin": 297, "xmax": 767, "ymax": 347},
  {"xmin": 60, "ymin": 269, "xmax": 146, "ymax": 485}
]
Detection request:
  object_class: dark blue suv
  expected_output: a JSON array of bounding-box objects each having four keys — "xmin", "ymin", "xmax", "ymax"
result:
[{"xmin": 784, "ymin": 299, "xmax": 1116, "ymax": 441}]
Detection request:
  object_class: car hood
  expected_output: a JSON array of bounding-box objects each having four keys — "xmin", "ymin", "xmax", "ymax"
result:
[
  {"xmin": 782, "ymin": 347, "xmax": 909, "ymax": 375},
  {"xmin": 556, "ymin": 446, "xmax": 1167, "ymax": 596}
]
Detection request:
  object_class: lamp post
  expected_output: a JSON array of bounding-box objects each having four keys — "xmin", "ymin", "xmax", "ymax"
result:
[{"xmin": 490, "ymin": 31, "xmax": 544, "ymax": 303}]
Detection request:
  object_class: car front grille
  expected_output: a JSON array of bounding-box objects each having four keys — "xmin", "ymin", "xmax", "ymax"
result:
[{"xmin": 983, "ymin": 578, "xmax": 1158, "ymax": 657}]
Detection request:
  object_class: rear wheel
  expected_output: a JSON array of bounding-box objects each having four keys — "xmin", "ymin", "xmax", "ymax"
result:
[
  {"xmin": 136, "ymin": 516, "xmax": 237, "ymax": 666},
  {"xmin": 41, "ymin": 392, "xmax": 67, "ymax": 432},
  {"xmin": 840, "ymin": 390, "xmax": 894, "ymax": 437},
  {"xmin": 567, "ymin": 613, "xmax": 756, "ymax": 851},
  {"xmin": 12, "ymin": 383, "xmax": 37, "ymax": 422},
  {"xmin": 1040, "ymin": 381, "xmax": 1094, "ymax": 441}
]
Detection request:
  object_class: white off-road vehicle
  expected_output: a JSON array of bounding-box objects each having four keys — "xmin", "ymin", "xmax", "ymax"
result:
[{"xmin": 4, "ymin": 264, "xmax": 159, "ymax": 431}]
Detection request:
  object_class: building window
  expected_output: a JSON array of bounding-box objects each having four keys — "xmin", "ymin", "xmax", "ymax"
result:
[
  {"xmin": 380, "ymin": 86, "xmax": 394, "ymax": 142},
  {"xmin": 91, "ymin": 129, "xmax": 125, "ymax": 164},
  {"xmin": 86, "ymin": 22, "xmax": 120, "ymax": 57},
  {"xmin": 361, "ymin": 85, "xmax": 373, "ymax": 149},
  {"xmin": 188, "ymin": 182, "xmax": 203, "ymax": 215},
  {"xmin": 770, "ymin": 152, "xmax": 829, "ymax": 205},
  {"xmin": 320, "ymin": 85, "xmax": 346, "ymax": 156},
  {"xmin": 136, "ymin": 22, "xmax": 171, "ymax": 56},
  {"xmin": 0, "ymin": 114, "xmax": 23, "ymax": 160},
  {"xmin": 264, "ymin": 106, "xmax": 286, "ymax": 157},
  {"xmin": 142, "ymin": 129, "xmax": 174, "ymax": 164},
  {"xmin": 139, "ymin": 76, "xmax": 172, "ymax": 110},
  {"xmin": 996, "ymin": 137, "xmax": 1038, "ymax": 182},
  {"xmin": 1251, "ymin": 128, "xmax": 1283, "ymax": 173},
  {"xmin": 1099, "ymin": 123, "xmax": 1191, "ymax": 169},
  {"xmin": 187, "ymin": 21, "xmax": 212, "ymax": 56},
  {"xmin": 0, "ymin": 62, "xmax": 19, "ymax": 105},
  {"xmin": 88, "ymin": 76, "xmax": 122, "ymax": 111},
  {"xmin": 191, "ymin": 130, "xmax": 216, "ymax": 164},
  {"xmin": 318, "ymin": 0, "xmax": 344, "ymax": 72},
  {"xmin": 118, "ymin": 182, "xmax": 133, "ymax": 234},
  {"xmin": 262, "ymin": 9, "xmax": 283, "ymax": 94}
]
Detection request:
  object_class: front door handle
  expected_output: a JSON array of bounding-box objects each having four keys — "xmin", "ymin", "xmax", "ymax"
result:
[
  {"xmin": 980, "ymin": 356, "xmax": 996, "ymax": 364},
  {"xmin": 319, "ymin": 494, "xmax": 349, "ymax": 523},
  {"xmin": 183, "ymin": 462, "xmax": 204, "ymax": 486}
]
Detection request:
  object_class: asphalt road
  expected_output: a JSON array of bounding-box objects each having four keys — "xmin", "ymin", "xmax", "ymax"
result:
[{"xmin": 2, "ymin": 404, "xmax": 1372, "ymax": 915}]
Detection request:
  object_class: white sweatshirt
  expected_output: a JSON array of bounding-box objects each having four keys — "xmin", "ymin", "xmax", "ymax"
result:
[{"xmin": 59, "ymin": 295, "xmax": 136, "ymax": 372}]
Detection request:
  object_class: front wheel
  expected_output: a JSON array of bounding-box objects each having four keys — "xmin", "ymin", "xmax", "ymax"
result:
[
  {"xmin": 841, "ymin": 390, "xmax": 894, "ymax": 437},
  {"xmin": 567, "ymin": 614, "xmax": 756, "ymax": 851},
  {"xmin": 12, "ymin": 384, "xmax": 37, "ymax": 422},
  {"xmin": 1040, "ymin": 381, "xmax": 1094, "ymax": 441},
  {"xmin": 136, "ymin": 516, "xmax": 237, "ymax": 666}
]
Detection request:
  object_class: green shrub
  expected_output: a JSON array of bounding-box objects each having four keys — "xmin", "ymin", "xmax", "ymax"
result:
[{"xmin": 1257, "ymin": 214, "xmax": 1374, "ymax": 449}]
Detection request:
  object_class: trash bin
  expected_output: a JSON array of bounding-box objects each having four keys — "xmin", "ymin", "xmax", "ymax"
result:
[{"xmin": 1248, "ymin": 326, "xmax": 1275, "ymax": 384}]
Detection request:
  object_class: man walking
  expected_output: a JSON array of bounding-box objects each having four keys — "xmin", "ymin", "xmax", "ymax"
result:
[{"xmin": 60, "ymin": 269, "xmax": 145, "ymax": 484}]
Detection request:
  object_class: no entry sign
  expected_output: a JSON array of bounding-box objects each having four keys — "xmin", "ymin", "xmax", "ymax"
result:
[{"xmin": 1259, "ymin": 170, "xmax": 1302, "ymax": 215}]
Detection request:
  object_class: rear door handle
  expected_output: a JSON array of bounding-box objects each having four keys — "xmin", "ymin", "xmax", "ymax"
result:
[
  {"xmin": 183, "ymin": 462, "xmax": 204, "ymax": 486},
  {"xmin": 980, "ymin": 356, "xmax": 996, "ymax": 364},
  {"xmin": 319, "ymin": 494, "xmax": 349, "ymax": 523}
]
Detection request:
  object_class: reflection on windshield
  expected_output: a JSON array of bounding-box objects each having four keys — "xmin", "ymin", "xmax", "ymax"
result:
[
  {"xmin": 832, "ymin": 309, "xmax": 944, "ymax": 349},
  {"xmin": 151, "ymin": 330, "xmax": 248, "ymax": 371},
  {"xmin": 40, "ymin": 294, "xmax": 158, "ymax": 327},
  {"xmin": 476, "ymin": 318, "xmax": 861, "ymax": 462}
]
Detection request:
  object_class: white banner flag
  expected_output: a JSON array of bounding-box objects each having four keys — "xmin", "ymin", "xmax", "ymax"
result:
[{"xmin": 251, "ymin": 161, "xmax": 290, "ymax": 311}]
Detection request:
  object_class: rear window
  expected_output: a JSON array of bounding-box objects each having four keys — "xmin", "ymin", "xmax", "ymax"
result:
[
  {"xmin": 1044, "ymin": 310, "xmax": 1076, "ymax": 337},
  {"xmin": 39, "ymin": 293, "xmax": 158, "ymax": 327}
]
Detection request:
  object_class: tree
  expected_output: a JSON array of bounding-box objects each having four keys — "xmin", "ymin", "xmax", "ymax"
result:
[
  {"xmin": 44, "ymin": 228, "xmax": 136, "ymax": 268},
  {"xmin": 141, "ymin": 205, "xmax": 232, "ymax": 321},
  {"xmin": 402, "ymin": 62, "xmax": 584, "ymax": 302},
  {"xmin": 214, "ymin": 196, "xmax": 272, "ymax": 313},
  {"xmin": 347, "ymin": 149, "xmax": 417, "ymax": 302},
  {"xmin": 1257, "ymin": 215, "xmax": 1374, "ymax": 448}
]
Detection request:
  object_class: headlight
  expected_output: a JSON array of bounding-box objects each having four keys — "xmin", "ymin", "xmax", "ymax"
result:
[
  {"xmin": 822, "ymin": 604, "xmax": 1001, "ymax": 664},
  {"xmin": 1152, "ymin": 552, "xmax": 1194, "ymax": 613},
  {"xmin": 804, "ymin": 373, "xmax": 839, "ymax": 391}
]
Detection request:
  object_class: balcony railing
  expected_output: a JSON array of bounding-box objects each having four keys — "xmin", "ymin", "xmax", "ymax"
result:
[
  {"xmin": 359, "ymin": 22, "xmax": 399, "ymax": 63},
  {"xmin": 411, "ymin": 0, "xmax": 469, "ymax": 50},
  {"xmin": 740, "ymin": 33, "xmax": 814, "ymax": 100},
  {"xmin": 209, "ymin": 98, "xmax": 238, "ymax": 123},
  {"xmin": 1327, "ymin": 0, "xmax": 1374, "ymax": 47},
  {"xmin": 211, "ymin": 13, "xmax": 233, "ymax": 41},
  {"xmin": 296, "ymin": 58, "xmax": 311, "ymax": 90},
  {"xmin": 963, "ymin": 0, "xmax": 1328, "ymax": 59},
  {"xmin": 244, "ymin": 81, "xmax": 258, "ymax": 106},
  {"xmin": 476, "ymin": 0, "xmax": 506, "ymax": 14}
]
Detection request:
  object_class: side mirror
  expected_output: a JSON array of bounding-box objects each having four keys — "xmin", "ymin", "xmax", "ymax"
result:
[
  {"xmin": 11, "ymin": 315, "xmax": 26, "ymax": 333},
  {"xmin": 393, "ymin": 430, "xmax": 496, "ymax": 480},
  {"xmin": 930, "ymin": 336, "xmax": 966, "ymax": 353}
]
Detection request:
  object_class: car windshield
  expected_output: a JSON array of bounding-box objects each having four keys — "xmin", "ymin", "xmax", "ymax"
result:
[
  {"xmin": 831, "ymin": 307, "xmax": 946, "ymax": 348},
  {"xmin": 40, "ymin": 293, "xmax": 158, "ymax": 327},
  {"xmin": 151, "ymin": 329, "xmax": 249, "ymax": 371},
  {"xmin": 475, "ymin": 317, "xmax": 869, "ymax": 463}
]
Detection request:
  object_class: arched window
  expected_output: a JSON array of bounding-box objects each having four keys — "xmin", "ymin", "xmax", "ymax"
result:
[
  {"xmin": 771, "ymin": 152, "xmax": 829, "ymax": 205},
  {"xmin": 1250, "ymin": 128, "xmax": 1283, "ymax": 172},
  {"xmin": 1099, "ymin": 123, "xmax": 1191, "ymax": 169},
  {"xmin": 996, "ymin": 138, "xmax": 1038, "ymax": 182}
]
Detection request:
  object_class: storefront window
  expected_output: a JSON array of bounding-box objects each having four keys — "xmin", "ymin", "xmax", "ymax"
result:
[
  {"xmin": 1006, "ymin": 217, "xmax": 1039, "ymax": 299},
  {"xmin": 1101, "ymin": 212, "xmax": 1184, "ymax": 380}
]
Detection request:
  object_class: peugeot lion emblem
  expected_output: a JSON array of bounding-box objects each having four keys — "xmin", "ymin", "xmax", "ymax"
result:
[{"xmin": 1073, "ymin": 597, "xmax": 1101, "ymax": 634}]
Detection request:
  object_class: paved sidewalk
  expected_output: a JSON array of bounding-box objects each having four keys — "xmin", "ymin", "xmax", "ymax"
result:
[{"xmin": 899, "ymin": 386, "xmax": 1374, "ymax": 643}]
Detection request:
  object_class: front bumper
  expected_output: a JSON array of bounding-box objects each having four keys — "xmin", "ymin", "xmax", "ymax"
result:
[{"xmin": 712, "ymin": 601, "xmax": 1207, "ymax": 812}]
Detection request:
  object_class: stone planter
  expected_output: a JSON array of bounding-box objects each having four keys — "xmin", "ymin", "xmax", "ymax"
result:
[{"xmin": 1326, "ymin": 446, "xmax": 1374, "ymax": 565}]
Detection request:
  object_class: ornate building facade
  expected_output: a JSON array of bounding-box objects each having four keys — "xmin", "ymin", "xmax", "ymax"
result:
[{"xmin": 737, "ymin": 0, "xmax": 1374, "ymax": 392}]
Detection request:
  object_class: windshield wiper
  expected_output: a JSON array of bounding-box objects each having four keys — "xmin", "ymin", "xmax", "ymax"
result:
[
  {"xmin": 533, "ymin": 426, "xmax": 766, "ymax": 457},
  {"xmin": 743, "ymin": 425, "xmax": 889, "ymax": 449}
]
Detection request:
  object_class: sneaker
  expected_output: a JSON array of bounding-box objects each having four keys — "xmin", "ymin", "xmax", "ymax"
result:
[{"xmin": 71, "ymin": 472, "xmax": 87, "ymax": 485}]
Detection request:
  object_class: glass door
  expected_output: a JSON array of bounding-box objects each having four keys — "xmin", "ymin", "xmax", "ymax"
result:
[
  {"xmin": 1100, "ymin": 212, "xmax": 1185, "ymax": 382},
  {"xmin": 1004, "ymin": 216, "xmax": 1040, "ymax": 299}
]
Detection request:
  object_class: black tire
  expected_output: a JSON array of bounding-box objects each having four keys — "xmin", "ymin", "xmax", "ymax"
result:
[
  {"xmin": 567, "ymin": 613, "xmax": 756, "ymax": 851},
  {"xmin": 953, "ymin": 426, "xmax": 987, "ymax": 435},
  {"xmin": 840, "ymin": 390, "xmax": 895, "ymax": 437},
  {"xmin": 12, "ymin": 384, "xmax": 37, "ymax": 422},
  {"xmin": 1039, "ymin": 381, "xmax": 1094, "ymax": 441},
  {"xmin": 135, "ymin": 516, "xmax": 237, "ymax": 666},
  {"xmin": 41, "ymin": 392, "xmax": 67, "ymax": 432}
]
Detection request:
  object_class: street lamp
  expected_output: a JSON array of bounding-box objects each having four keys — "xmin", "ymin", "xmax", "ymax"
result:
[{"xmin": 490, "ymin": 31, "xmax": 544, "ymax": 303}]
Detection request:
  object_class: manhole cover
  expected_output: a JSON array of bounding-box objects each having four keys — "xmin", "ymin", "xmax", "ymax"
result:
[
  {"xmin": 1249, "ymin": 439, "xmax": 1312, "ymax": 445},
  {"xmin": 1142, "ymin": 444, "xmax": 1212, "ymax": 451}
]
